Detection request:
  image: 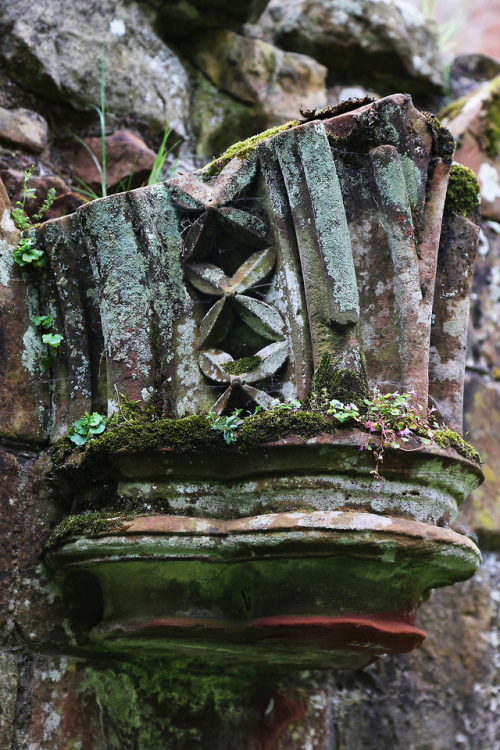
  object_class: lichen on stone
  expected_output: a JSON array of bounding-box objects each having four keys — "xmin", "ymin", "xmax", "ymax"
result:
[
  {"xmin": 201, "ymin": 120, "xmax": 300, "ymax": 178},
  {"xmin": 444, "ymin": 164, "xmax": 480, "ymax": 217}
]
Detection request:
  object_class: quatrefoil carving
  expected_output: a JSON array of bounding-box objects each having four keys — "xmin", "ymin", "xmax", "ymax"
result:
[{"xmin": 174, "ymin": 166, "xmax": 289, "ymax": 414}]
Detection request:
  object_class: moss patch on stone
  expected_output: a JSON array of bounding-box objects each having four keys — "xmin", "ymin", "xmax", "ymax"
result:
[
  {"xmin": 483, "ymin": 88, "xmax": 500, "ymax": 157},
  {"xmin": 46, "ymin": 510, "xmax": 136, "ymax": 549},
  {"xmin": 306, "ymin": 352, "xmax": 369, "ymax": 411},
  {"xmin": 85, "ymin": 415, "xmax": 220, "ymax": 457},
  {"xmin": 222, "ymin": 355, "xmax": 262, "ymax": 376},
  {"xmin": 423, "ymin": 111, "xmax": 455, "ymax": 165},
  {"xmin": 444, "ymin": 164, "xmax": 480, "ymax": 217},
  {"xmin": 237, "ymin": 410, "xmax": 332, "ymax": 448},
  {"xmin": 79, "ymin": 659, "xmax": 265, "ymax": 749},
  {"xmin": 49, "ymin": 387, "xmax": 481, "ymax": 471},
  {"xmin": 201, "ymin": 120, "xmax": 300, "ymax": 179},
  {"xmin": 433, "ymin": 427, "xmax": 482, "ymax": 463}
]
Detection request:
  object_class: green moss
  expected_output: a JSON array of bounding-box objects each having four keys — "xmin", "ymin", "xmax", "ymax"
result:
[
  {"xmin": 306, "ymin": 352, "xmax": 369, "ymax": 410},
  {"xmin": 326, "ymin": 124, "xmax": 378, "ymax": 154},
  {"xmin": 423, "ymin": 112, "xmax": 455, "ymax": 165},
  {"xmin": 484, "ymin": 89, "xmax": 500, "ymax": 157},
  {"xmin": 85, "ymin": 415, "xmax": 220, "ymax": 457},
  {"xmin": 299, "ymin": 97, "xmax": 374, "ymax": 122},
  {"xmin": 444, "ymin": 164, "xmax": 480, "ymax": 217},
  {"xmin": 222, "ymin": 355, "xmax": 261, "ymax": 375},
  {"xmin": 79, "ymin": 659, "xmax": 267, "ymax": 749},
  {"xmin": 433, "ymin": 428, "xmax": 482, "ymax": 464},
  {"xmin": 237, "ymin": 410, "xmax": 331, "ymax": 448},
  {"xmin": 439, "ymin": 93, "xmax": 470, "ymax": 124},
  {"xmin": 49, "ymin": 438, "xmax": 75, "ymax": 465},
  {"xmin": 201, "ymin": 120, "xmax": 300, "ymax": 179},
  {"xmin": 49, "ymin": 382, "xmax": 480, "ymax": 473},
  {"xmin": 46, "ymin": 510, "xmax": 136, "ymax": 549}
]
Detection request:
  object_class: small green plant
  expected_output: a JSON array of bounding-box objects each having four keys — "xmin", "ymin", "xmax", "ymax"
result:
[
  {"xmin": 74, "ymin": 41, "xmax": 180, "ymax": 201},
  {"xmin": 42, "ymin": 332, "xmax": 63, "ymax": 348},
  {"xmin": 329, "ymin": 387, "xmax": 438, "ymax": 482},
  {"xmin": 147, "ymin": 125, "xmax": 181, "ymax": 186},
  {"xmin": 207, "ymin": 409, "xmax": 244, "ymax": 444},
  {"xmin": 326, "ymin": 399, "xmax": 359, "ymax": 423},
  {"xmin": 33, "ymin": 189, "xmax": 57, "ymax": 222},
  {"xmin": 11, "ymin": 166, "xmax": 36, "ymax": 230},
  {"xmin": 32, "ymin": 314, "xmax": 54, "ymax": 329},
  {"xmin": 13, "ymin": 237, "xmax": 46, "ymax": 267},
  {"xmin": 32, "ymin": 315, "xmax": 63, "ymax": 369},
  {"xmin": 69, "ymin": 412, "xmax": 107, "ymax": 446},
  {"xmin": 270, "ymin": 398, "xmax": 301, "ymax": 412},
  {"xmin": 11, "ymin": 166, "xmax": 56, "ymax": 231},
  {"xmin": 12, "ymin": 167, "xmax": 55, "ymax": 268}
]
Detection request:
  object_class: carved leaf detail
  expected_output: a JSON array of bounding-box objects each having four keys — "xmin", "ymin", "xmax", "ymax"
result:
[
  {"xmin": 168, "ymin": 183, "xmax": 207, "ymax": 212},
  {"xmin": 183, "ymin": 212, "xmax": 217, "ymax": 261},
  {"xmin": 241, "ymin": 384, "xmax": 276, "ymax": 410},
  {"xmin": 185, "ymin": 263, "xmax": 231, "ymax": 295},
  {"xmin": 234, "ymin": 296, "xmax": 285, "ymax": 341},
  {"xmin": 199, "ymin": 348, "xmax": 233, "ymax": 383},
  {"xmin": 218, "ymin": 207, "xmax": 268, "ymax": 248},
  {"xmin": 198, "ymin": 298, "xmax": 233, "ymax": 346},
  {"xmin": 210, "ymin": 386, "xmax": 233, "ymax": 416},
  {"xmin": 242, "ymin": 341, "xmax": 288, "ymax": 384},
  {"xmin": 213, "ymin": 156, "xmax": 258, "ymax": 205},
  {"xmin": 226, "ymin": 248, "xmax": 276, "ymax": 294}
]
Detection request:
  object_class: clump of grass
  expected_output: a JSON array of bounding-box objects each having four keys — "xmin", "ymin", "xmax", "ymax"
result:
[{"xmin": 74, "ymin": 41, "xmax": 181, "ymax": 201}]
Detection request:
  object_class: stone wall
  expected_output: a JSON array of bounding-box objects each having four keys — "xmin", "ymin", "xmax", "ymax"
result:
[{"xmin": 1, "ymin": 2, "xmax": 500, "ymax": 748}]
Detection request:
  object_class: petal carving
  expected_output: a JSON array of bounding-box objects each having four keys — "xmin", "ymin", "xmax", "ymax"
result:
[
  {"xmin": 185, "ymin": 263, "xmax": 230, "ymax": 295},
  {"xmin": 198, "ymin": 298, "xmax": 233, "ymax": 346},
  {"xmin": 243, "ymin": 341, "xmax": 288, "ymax": 384},
  {"xmin": 218, "ymin": 207, "xmax": 268, "ymax": 248},
  {"xmin": 199, "ymin": 348, "xmax": 233, "ymax": 383},
  {"xmin": 241, "ymin": 384, "xmax": 276, "ymax": 410},
  {"xmin": 227, "ymin": 248, "xmax": 276, "ymax": 294},
  {"xmin": 234, "ymin": 296, "xmax": 285, "ymax": 341},
  {"xmin": 183, "ymin": 212, "xmax": 217, "ymax": 261}
]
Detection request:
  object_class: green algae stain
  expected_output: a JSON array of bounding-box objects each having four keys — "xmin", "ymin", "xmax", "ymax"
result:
[
  {"xmin": 444, "ymin": 164, "xmax": 480, "ymax": 217},
  {"xmin": 80, "ymin": 660, "xmax": 262, "ymax": 749}
]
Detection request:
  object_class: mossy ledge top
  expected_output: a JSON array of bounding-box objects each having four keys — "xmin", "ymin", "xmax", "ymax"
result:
[
  {"xmin": 201, "ymin": 120, "xmax": 300, "ymax": 179},
  {"xmin": 50, "ymin": 409, "xmax": 482, "ymax": 469}
]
